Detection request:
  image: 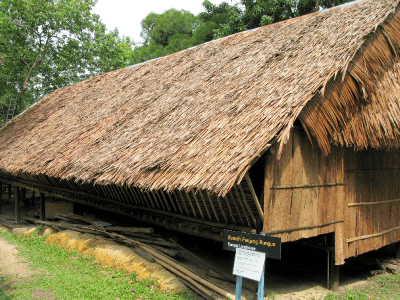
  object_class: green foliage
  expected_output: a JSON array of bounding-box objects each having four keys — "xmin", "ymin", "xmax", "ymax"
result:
[
  {"xmin": 213, "ymin": 0, "xmax": 355, "ymax": 39},
  {"xmin": 0, "ymin": 0, "xmax": 133, "ymax": 113},
  {"xmin": 140, "ymin": 8, "xmax": 200, "ymax": 47}
]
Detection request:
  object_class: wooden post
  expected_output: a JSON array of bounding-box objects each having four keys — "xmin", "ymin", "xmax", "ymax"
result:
[
  {"xmin": 327, "ymin": 233, "xmax": 339, "ymax": 290},
  {"xmin": 0, "ymin": 180, "xmax": 2, "ymax": 214},
  {"xmin": 15, "ymin": 186, "xmax": 20, "ymax": 223},
  {"xmin": 31, "ymin": 190, "xmax": 36, "ymax": 206},
  {"xmin": 8, "ymin": 184, "xmax": 11, "ymax": 199},
  {"xmin": 395, "ymin": 242, "xmax": 400, "ymax": 260},
  {"xmin": 40, "ymin": 193, "xmax": 45, "ymax": 221}
]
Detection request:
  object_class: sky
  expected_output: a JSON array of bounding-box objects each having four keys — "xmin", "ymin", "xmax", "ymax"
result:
[{"xmin": 92, "ymin": 0, "xmax": 230, "ymax": 45}]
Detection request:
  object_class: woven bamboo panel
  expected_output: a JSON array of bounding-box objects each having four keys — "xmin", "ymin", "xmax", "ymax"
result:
[
  {"xmin": 343, "ymin": 147, "xmax": 400, "ymax": 259},
  {"xmin": 264, "ymin": 129, "xmax": 344, "ymax": 243}
]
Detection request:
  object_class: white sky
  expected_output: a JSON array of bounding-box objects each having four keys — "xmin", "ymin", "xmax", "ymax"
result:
[{"xmin": 92, "ymin": 0, "xmax": 230, "ymax": 45}]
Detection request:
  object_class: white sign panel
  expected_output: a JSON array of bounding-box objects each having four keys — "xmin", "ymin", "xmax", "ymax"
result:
[{"xmin": 233, "ymin": 248, "xmax": 266, "ymax": 281}]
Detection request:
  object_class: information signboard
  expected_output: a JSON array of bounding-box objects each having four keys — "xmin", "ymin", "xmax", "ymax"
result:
[
  {"xmin": 223, "ymin": 230, "xmax": 281, "ymax": 260},
  {"xmin": 233, "ymin": 248, "xmax": 266, "ymax": 281}
]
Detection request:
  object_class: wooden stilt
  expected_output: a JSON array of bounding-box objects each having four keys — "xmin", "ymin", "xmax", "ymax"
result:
[
  {"xmin": 40, "ymin": 193, "xmax": 45, "ymax": 221},
  {"xmin": 31, "ymin": 190, "xmax": 36, "ymax": 206},
  {"xmin": 15, "ymin": 186, "xmax": 20, "ymax": 223},
  {"xmin": 328, "ymin": 234, "xmax": 339, "ymax": 290},
  {"xmin": 0, "ymin": 181, "xmax": 2, "ymax": 214},
  {"xmin": 395, "ymin": 241, "xmax": 400, "ymax": 260},
  {"xmin": 22, "ymin": 188, "xmax": 30, "ymax": 207}
]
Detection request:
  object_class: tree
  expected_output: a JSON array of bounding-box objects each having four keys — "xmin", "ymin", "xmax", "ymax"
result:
[
  {"xmin": 0, "ymin": 0, "xmax": 133, "ymax": 112},
  {"xmin": 140, "ymin": 8, "xmax": 200, "ymax": 47},
  {"xmin": 213, "ymin": 0, "xmax": 355, "ymax": 39}
]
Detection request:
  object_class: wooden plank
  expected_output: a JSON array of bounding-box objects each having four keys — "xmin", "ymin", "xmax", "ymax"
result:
[
  {"xmin": 334, "ymin": 147, "xmax": 346, "ymax": 265},
  {"xmin": 291, "ymin": 131, "xmax": 304, "ymax": 240}
]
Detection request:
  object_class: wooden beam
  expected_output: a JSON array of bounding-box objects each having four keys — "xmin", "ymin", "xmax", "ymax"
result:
[
  {"xmin": 184, "ymin": 191, "xmax": 198, "ymax": 218},
  {"xmin": 348, "ymin": 198, "xmax": 400, "ymax": 207},
  {"xmin": 204, "ymin": 190, "xmax": 219, "ymax": 222},
  {"xmin": 191, "ymin": 189, "xmax": 204, "ymax": 219},
  {"xmin": 245, "ymin": 174, "xmax": 263, "ymax": 220},
  {"xmin": 233, "ymin": 185, "xmax": 251, "ymax": 227},
  {"xmin": 0, "ymin": 174, "xmax": 256, "ymax": 232},
  {"xmin": 238, "ymin": 185, "xmax": 257, "ymax": 227},
  {"xmin": 227, "ymin": 191, "xmax": 244, "ymax": 225},
  {"xmin": 261, "ymin": 220, "xmax": 344, "ymax": 236},
  {"xmin": 197, "ymin": 190, "xmax": 212, "ymax": 220},
  {"xmin": 271, "ymin": 183, "xmax": 345, "ymax": 190},
  {"xmin": 346, "ymin": 226, "xmax": 400, "ymax": 243}
]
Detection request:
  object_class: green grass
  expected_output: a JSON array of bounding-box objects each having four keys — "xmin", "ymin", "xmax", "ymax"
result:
[
  {"xmin": 0, "ymin": 229, "xmax": 195, "ymax": 300},
  {"xmin": 325, "ymin": 272, "xmax": 400, "ymax": 300},
  {"xmin": 0, "ymin": 275, "xmax": 12, "ymax": 300}
]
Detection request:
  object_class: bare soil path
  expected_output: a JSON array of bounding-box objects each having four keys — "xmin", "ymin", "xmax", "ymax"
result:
[{"xmin": 0, "ymin": 233, "xmax": 56, "ymax": 299}]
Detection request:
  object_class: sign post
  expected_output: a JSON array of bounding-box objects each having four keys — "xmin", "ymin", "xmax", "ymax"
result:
[{"xmin": 223, "ymin": 230, "xmax": 281, "ymax": 299}]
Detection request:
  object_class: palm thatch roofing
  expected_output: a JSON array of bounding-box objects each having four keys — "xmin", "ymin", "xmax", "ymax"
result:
[{"xmin": 1, "ymin": 0, "xmax": 400, "ymax": 196}]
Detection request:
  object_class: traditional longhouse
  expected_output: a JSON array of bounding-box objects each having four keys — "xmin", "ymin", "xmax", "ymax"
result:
[{"xmin": 1, "ymin": 0, "xmax": 400, "ymax": 287}]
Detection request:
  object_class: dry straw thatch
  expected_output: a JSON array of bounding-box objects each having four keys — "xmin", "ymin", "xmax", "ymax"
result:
[{"xmin": 0, "ymin": 0, "xmax": 400, "ymax": 196}]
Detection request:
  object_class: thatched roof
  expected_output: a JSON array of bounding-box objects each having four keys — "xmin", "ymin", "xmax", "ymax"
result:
[{"xmin": 0, "ymin": 0, "xmax": 400, "ymax": 196}]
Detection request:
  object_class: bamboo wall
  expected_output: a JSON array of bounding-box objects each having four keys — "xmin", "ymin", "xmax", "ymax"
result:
[
  {"xmin": 343, "ymin": 147, "xmax": 400, "ymax": 260},
  {"xmin": 263, "ymin": 128, "xmax": 346, "ymax": 263},
  {"xmin": 263, "ymin": 128, "xmax": 400, "ymax": 265}
]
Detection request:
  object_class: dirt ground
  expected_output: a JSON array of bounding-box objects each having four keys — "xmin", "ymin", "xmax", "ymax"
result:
[{"xmin": 0, "ymin": 199, "xmax": 397, "ymax": 300}]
